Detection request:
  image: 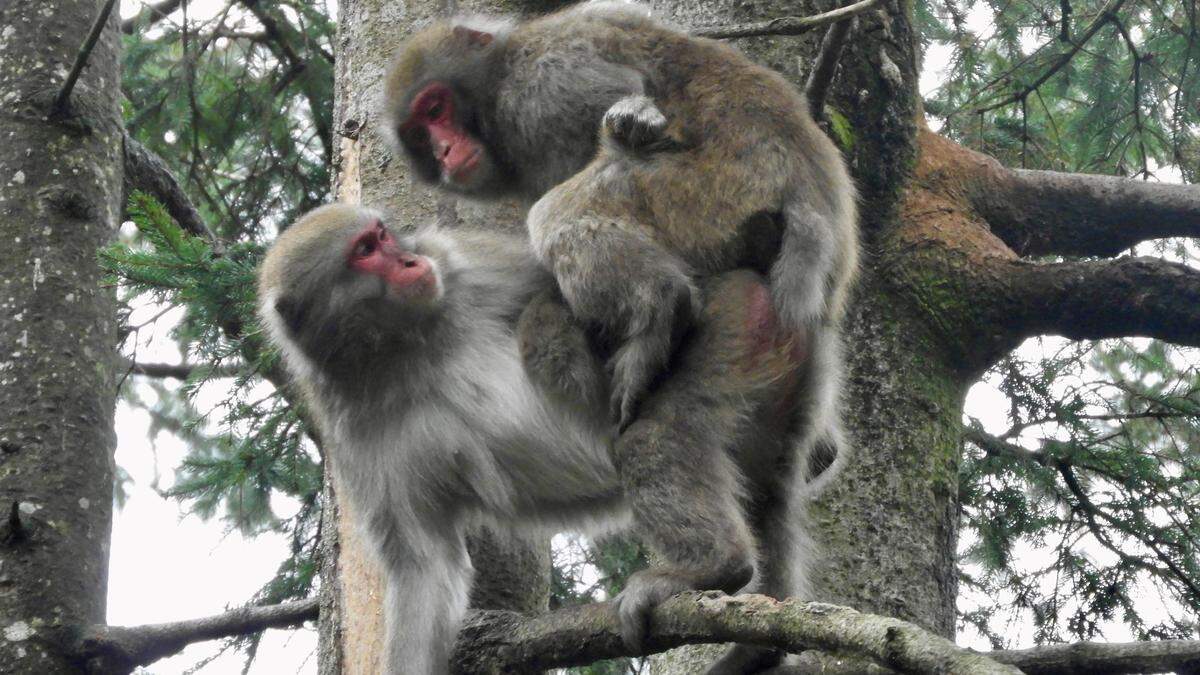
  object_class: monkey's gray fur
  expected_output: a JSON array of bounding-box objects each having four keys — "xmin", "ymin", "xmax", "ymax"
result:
[
  {"xmin": 259, "ymin": 204, "xmax": 804, "ymax": 674},
  {"xmin": 383, "ymin": 4, "xmax": 859, "ymax": 671}
]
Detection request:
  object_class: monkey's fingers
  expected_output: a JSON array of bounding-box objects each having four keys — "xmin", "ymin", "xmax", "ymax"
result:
[
  {"xmin": 608, "ymin": 340, "xmax": 662, "ymax": 431},
  {"xmin": 603, "ymin": 95, "xmax": 669, "ymax": 152}
]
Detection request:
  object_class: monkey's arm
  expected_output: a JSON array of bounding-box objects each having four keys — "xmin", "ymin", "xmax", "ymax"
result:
[{"xmin": 378, "ymin": 531, "xmax": 473, "ymax": 675}]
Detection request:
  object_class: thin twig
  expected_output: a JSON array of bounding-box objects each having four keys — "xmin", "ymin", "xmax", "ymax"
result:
[
  {"xmin": 805, "ymin": 16, "xmax": 856, "ymax": 120},
  {"xmin": 77, "ymin": 598, "xmax": 318, "ymax": 671},
  {"xmin": 121, "ymin": 0, "xmax": 186, "ymax": 35},
  {"xmin": 693, "ymin": 0, "xmax": 880, "ymax": 39},
  {"xmin": 52, "ymin": 0, "xmax": 120, "ymax": 114},
  {"xmin": 125, "ymin": 360, "xmax": 243, "ymax": 380}
]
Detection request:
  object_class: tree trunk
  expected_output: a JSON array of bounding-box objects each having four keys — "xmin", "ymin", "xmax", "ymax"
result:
[
  {"xmin": 0, "ymin": 1, "xmax": 123, "ymax": 672},
  {"xmin": 322, "ymin": 1, "xmax": 549, "ymax": 671}
]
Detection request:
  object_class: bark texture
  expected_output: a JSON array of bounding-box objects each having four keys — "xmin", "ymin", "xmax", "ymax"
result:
[{"xmin": 0, "ymin": 0, "xmax": 123, "ymax": 672}]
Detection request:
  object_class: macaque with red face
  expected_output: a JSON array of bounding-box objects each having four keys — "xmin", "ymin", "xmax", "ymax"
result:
[
  {"xmin": 383, "ymin": 5, "xmax": 859, "ymax": 673},
  {"xmin": 258, "ymin": 204, "xmax": 805, "ymax": 674}
]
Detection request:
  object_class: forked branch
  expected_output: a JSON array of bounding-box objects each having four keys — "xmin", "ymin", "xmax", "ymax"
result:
[{"xmin": 1001, "ymin": 257, "xmax": 1200, "ymax": 346}]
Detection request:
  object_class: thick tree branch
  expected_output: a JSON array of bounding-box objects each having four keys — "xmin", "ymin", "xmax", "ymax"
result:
[
  {"xmin": 452, "ymin": 592, "xmax": 1019, "ymax": 674},
  {"xmin": 121, "ymin": 0, "xmax": 186, "ymax": 35},
  {"xmin": 914, "ymin": 131, "xmax": 1200, "ymax": 257},
  {"xmin": 1000, "ymin": 256, "xmax": 1200, "ymax": 346},
  {"xmin": 976, "ymin": 168, "xmax": 1200, "ymax": 257},
  {"xmin": 990, "ymin": 638, "xmax": 1200, "ymax": 674},
  {"xmin": 122, "ymin": 133, "xmax": 217, "ymax": 242},
  {"xmin": 692, "ymin": 0, "xmax": 880, "ymax": 39},
  {"xmin": 76, "ymin": 598, "xmax": 318, "ymax": 673},
  {"xmin": 65, "ymin": 590, "xmax": 1199, "ymax": 674}
]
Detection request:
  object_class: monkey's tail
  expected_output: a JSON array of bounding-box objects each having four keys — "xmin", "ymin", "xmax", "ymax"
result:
[{"xmin": 791, "ymin": 325, "xmax": 851, "ymax": 497}]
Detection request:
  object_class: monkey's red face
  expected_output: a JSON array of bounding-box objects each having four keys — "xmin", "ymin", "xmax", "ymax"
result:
[
  {"xmin": 347, "ymin": 219, "xmax": 438, "ymax": 301},
  {"xmin": 398, "ymin": 83, "xmax": 488, "ymax": 189}
]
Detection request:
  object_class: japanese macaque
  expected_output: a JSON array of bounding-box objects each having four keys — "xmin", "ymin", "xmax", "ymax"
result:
[
  {"xmin": 383, "ymin": 4, "xmax": 857, "ymax": 670},
  {"xmin": 259, "ymin": 204, "xmax": 806, "ymax": 674},
  {"xmin": 383, "ymin": 3, "xmax": 857, "ymax": 425}
]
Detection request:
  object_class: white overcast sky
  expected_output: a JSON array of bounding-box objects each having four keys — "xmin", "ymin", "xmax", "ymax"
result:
[{"xmin": 107, "ymin": 1, "xmax": 1187, "ymax": 673}]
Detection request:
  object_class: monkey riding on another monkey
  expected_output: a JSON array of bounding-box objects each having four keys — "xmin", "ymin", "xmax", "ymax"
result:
[
  {"xmin": 376, "ymin": 2, "xmax": 860, "ymax": 672},
  {"xmin": 258, "ymin": 205, "xmax": 802, "ymax": 674}
]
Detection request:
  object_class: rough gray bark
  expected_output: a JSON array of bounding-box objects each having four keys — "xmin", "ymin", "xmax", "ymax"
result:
[
  {"xmin": 990, "ymin": 638, "xmax": 1200, "ymax": 675},
  {"xmin": 0, "ymin": 0, "xmax": 124, "ymax": 671}
]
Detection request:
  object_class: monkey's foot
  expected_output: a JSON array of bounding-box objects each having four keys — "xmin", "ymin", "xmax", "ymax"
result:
[
  {"xmin": 603, "ymin": 95, "xmax": 669, "ymax": 152},
  {"xmin": 613, "ymin": 569, "xmax": 695, "ymax": 649},
  {"xmin": 610, "ymin": 346, "xmax": 657, "ymax": 432}
]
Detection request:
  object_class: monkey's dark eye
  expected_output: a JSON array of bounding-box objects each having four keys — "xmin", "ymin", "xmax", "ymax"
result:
[
  {"xmin": 355, "ymin": 240, "xmax": 376, "ymax": 258},
  {"xmin": 426, "ymin": 100, "xmax": 445, "ymax": 120}
]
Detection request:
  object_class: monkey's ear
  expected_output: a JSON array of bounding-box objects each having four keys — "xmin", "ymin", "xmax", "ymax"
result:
[
  {"xmin": 273, "ymin": 295, "xmax": 307, "ymax": 336},
  {"xmin": 452, "ymin": 25, "xmax": 494, "ymax": 48}
]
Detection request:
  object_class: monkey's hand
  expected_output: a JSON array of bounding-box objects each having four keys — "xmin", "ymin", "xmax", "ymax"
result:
[
  {"xmin": 518, "ymin": 289, "xmax": 608, "ymax": 415},
  {"xmin": 603, "ymin": 95, "xmax": 673, "ymax": 153},
  {"xmin": 613, "ymin": 569, "xmax": 697, "ymax": 650}
]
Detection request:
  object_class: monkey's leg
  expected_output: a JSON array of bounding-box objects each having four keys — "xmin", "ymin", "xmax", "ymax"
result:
[
  {"xmin": 528, "ymin": 193, "xmax": 701, "ymax": 428},
  {"xmin": 612, "ymin": 270, "xmax": 799, "ymax": 650},
  {"xmin": 613, "ymin": 414, "xmax": 757, "ymax": 649},
  {"xmin": 704, "ymin": 474, "xmax": 810, "ymax": 674}
]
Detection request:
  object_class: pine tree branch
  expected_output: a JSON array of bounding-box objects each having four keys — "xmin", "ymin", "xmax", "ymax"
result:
[
  {"xmin": 989, "ymin": 638, "xmax": 1200, "ymax": 674},
  {"xmin": 121, "ymin": 0, "xmax": 186, "ymax": 35},
  {"xmin": 239, "ymin": 0, "xmax": 334, "ymax": 162},
  {"xmin": 67, "ymin": 592, "xmax": 1200, "ymax": 673},
  {"xmin": 76, "ymin": 598, "xmax": 318, "ymax": 674},
  {"xmin": 124, "ymin": 359, "xmax": 242, "ymax": 380},
  {"xmin": 52, "ymin": 0, "xmax": 119, "ymax": 114},
  {"xmin": 692, "ymin": 0, "xmax": 880, "ymax": 39},
  {"xmin": 997, "ymin": 256, "xmax": 1200, "ymax": 346},
  {"xmin": 452, "ymin": 592, "xmax": 1020, "ymax": 674},
  {"xmin": 976, "ymin": 168, "xmax": 1200, "ymax": 257},
  {"xmin": 122, "ymin": 132, "xmax": 217, "ymax": 243},
  {"xmin": 972, "ymin": 0, "xmax": 1131, "ymax": 114},
  {"xmin": 915, "ymin": 130, "xmax": 1200, "ymax": 257}
]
